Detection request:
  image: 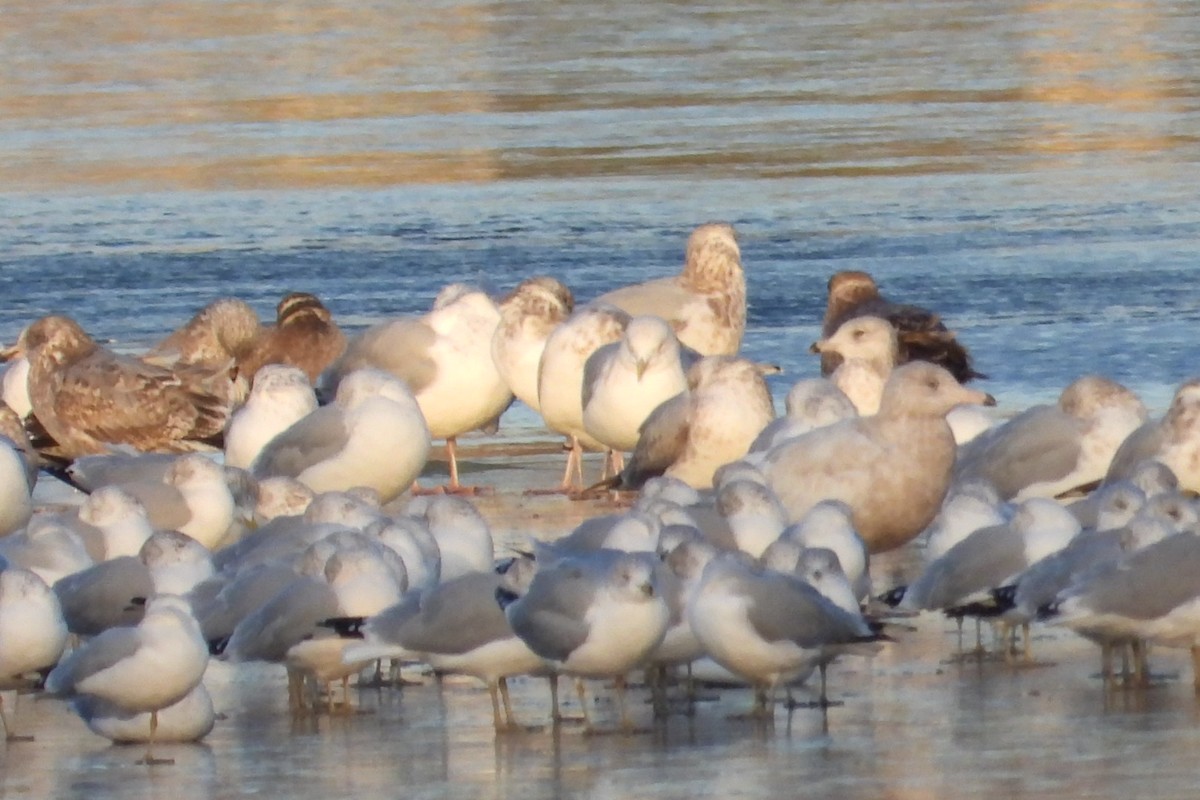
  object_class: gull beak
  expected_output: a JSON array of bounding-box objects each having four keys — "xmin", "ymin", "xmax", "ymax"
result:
[
  {"xmin": 809, "ymin": 339, "xmax": 828, "ymax": 355},
  {"xmin": 635, "ymin": 359, "xmax": 649, "ymax": 381},
  {"xmin": 641, "ymin": 582, "xmax": 655, "ymax": 598},
  {"xmin": 959, "ymin": 386, "xmax": 997, "ymax": 407},
  {"xmin": 0, "ymin": 342, "xmax": 21, "ymax": 363}
]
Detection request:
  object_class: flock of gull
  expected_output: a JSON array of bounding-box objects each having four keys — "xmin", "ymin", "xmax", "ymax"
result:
[{"xmin": 3, "ymin": 221, "xmax": 1200, "ymax": 762}]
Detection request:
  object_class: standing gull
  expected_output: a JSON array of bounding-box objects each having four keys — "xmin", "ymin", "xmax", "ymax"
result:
[
  {"xmin": 764, "ymin": 362, "xmax": 995, "ymax": 553},
  {"xmin": 503, "ymin": 549, "xmax": 670, "ymax": 732},
  {"xmin": 594, "ymin": 222, "xmax": 746, "ymax": 356},
  {"xmin": 688, "ymin": 552, "xmax": 884, "ymax": 714},
  {"xmin": 0, "ymin": 568, "xmax": 68, "ymax": 741},
  {"xmin": 582, "ymin": 316, "xmax": 694, "ymax": 471},
  {"xmin": 491, "ymin": 276, "xmax": 574, "ymax": 414},
  {"xmin": 323, "ymin": 285, "xmax": 512, "ymax": 493},
  {"xmin": 535, "ymin": 303, "xmax": 631, "ymax": 492},
  {"xmin": 0, "ymin": 315, "xmax": 231, "ymax": 459},
  {"xmin": 817, "ymin": 270, "xmax": 983, "ymax": 384},
  {"xmin": 239, "ymin": 292, "xmax": 347, "ymax": 385}
]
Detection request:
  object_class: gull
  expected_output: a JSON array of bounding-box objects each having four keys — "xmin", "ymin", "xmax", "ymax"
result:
[
  {"xmin": 491, "ymin": 276, "xmax": 574, "ymax": 414},
  {"xmin": 239, "ymin": 292, "xmax": 347, "ymax": 385},
  {"xmin": 810, "ymin": 315, "xmax": 897, "ymax": 415},
  {"xmin": 780, "ymin": 499, "xmax": 872, "ymax": 602},
  {"xmin": 714, "ymin": 479, "xmax": 788, "ymax": 558},
  {"xmin": 688, "ymin": 552, "xmax": 884, "ymax": 714},
  {"xmin": 251, "ymin": 368, "xmax": 430, "ymax": 504},
  {"xmin": 339, "ymin": 564, "xmax": 546, "ymax": 732},
  {"xmin": 923, "ymin": 481, "xmax": 1014, "ymax": 562},
  {"xmin": 1104, "ymin": 378, "xmax": 1200, "ymax": 493},
  {"xmin": 1042, "ymin": 522, "xmax": 1200, "ymax": 690},
  {"xmin": 1, "ymin": 356, "xmax": 32, "ymax": 419},
  {"xmin": 817, "ymin": 270, "xmax": 984, "ymax": 384},
  {"xmin": 0, "ymin": 435, "xmax": 33, "ymax": 537},
  {"xmin": 253, "ymin": 476, "xmax": 316, "ymax": 523},
  {"xmin": 68, "ymin": 485, "xmax": 156, "ymax": 561},
  {"xmin": 0, "ymin": 568, "xmax": 68, "ymax": 741},
  {"xmin": 898, "ymin": 498, "xmax": 1082, "ymax": 614},
  {"xmin": 535, "ymin": 303, "xmax": 630, "ymax": 491},
  {"xmin": 224, "ymin": 364, "xmax": 319, "ymax": 470},
  {"xmin": 594, "ymin": 222, "xmax": 745, "ymax": 356},
  {"xmin": 109, "ymin": 454, "xmax": 237, "ymax": 551},
  {"xmin": 323, "ymin": 285, "xmax": 512, "ymax": 493},
  {"xmin": 502, "ymin": 549, "xmax": 670, "ymax": 731},
  {"xmin": 71, "ymin": 683, "xmax": 215, "ymax": 746},
  {"xmin": 0, "ymin": 315, "xmax": 231, "ymax": 459},
  {"xmin": 811, "ymin": 314, "xmax": 992, "ymax": 441},
  {"xmin": 764, "ymin": 362, "xmax": 995, "ymax": 553},
  {"xmin": 615, "ymin": 355, "xmax": 776, "ymax": 490},
  {"xmin": 991, "ymin": 488, "xmax": 1181, "ymax": 655},
  {"xmin": 46, "ymin": 594, "xmax": 209, "ymax": 764},
  {"xmin": 144, "ymin": 297, "xmax": 260, "ymax": 373},
  {"xmin": 55, "ymin": 530, "xmax": 214, "ymax": 637},
  {"xmin": 582, "ymin": 315, "xmax": 694, "ymax": 469},
  {"xmin": 954, "ymin": 375, "xmax": 1147, "ymax": 501},
  {"xmin": 0, "ymin": 515, "xmax": 94, "ymax": 586},
  {"xmin": 746, "ymin": 378, "xmax": 857, "ymax": 457},
  {"xmin": 405, "ymin": 494, "xmax": 494, "ymax": 581}
]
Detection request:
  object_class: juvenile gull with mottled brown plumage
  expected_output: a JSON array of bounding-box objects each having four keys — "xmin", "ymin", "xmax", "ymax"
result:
[
  {"xmin": 1, "ymin": 315, "xmax": 232, "ymax": 459},
  {"xmin": 240, "ymin": 292, "xmax": 347, "ymax": 385},
  {"xmin": 594, "ymin": 222, "xmax": 746, "ymax": 356}
]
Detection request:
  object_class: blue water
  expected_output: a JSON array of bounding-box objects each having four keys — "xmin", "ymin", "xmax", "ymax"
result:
[{"xmin": 2, "ymin": 0, "xmax": 1199, "ymax": 417}]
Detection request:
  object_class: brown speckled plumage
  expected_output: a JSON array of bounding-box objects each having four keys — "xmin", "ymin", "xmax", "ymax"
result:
[
  {"xmin": 819, "ymin": 270, "xmax": 984, "ymax": 384},
  {"xmin": 4, "ymin": 316, "xmax": 231, "ymax": 459},
  {"xmin": 240, "ymin": 292, "xmax": 347, "ymax": 385}
]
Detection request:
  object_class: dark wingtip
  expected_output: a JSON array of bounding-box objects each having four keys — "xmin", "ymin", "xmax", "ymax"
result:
[
  {"xmin": 876, "ymin": 586, "xmax": 908, "ymax": 608},
  {"xmin": 495, "ymin": 586, "xmax": 520, "ymax": 611},
  {"xmin": 318, "ymin": 616, "xmax": 367, "ymax": 638}
]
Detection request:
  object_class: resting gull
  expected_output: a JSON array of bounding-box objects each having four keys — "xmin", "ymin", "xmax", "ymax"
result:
[
  {"xmin": 72, "ymin": 684, "xmax": 215, "ymax": 746},
  {"xmin": 224, "ymin": 364, "xmax": 319, "ymax": 470},
  {"xmin": 46, "ymin": 594, "xmax": 209, "ymax": 764},
  {"xmin": 763, "ymin": 362, "xmax": 996, "ymax": 553},
  {"xmin": 534, "ymin": 303, "xmax": 630, "ymax": 491},
  {"xmin": 594, "ymin": 222, "xmax": 745, "ymax": 356},
  {"xmin": 1104, "ymin": 377, "xmax": 1200, "ymax": 493},
  {"xmin": 1, "ymin": 315, "xmax": 231, "ymax": 459},
  {"xmin": 954, "ymin": 375, "xmax": 1147, "ymax": 501},
  {"xmin": 818, "ymin": 270, "xmax": 983, "ymax": 384},
  {"xmin": 240, "ymin": 292, "xmax": 347, "ymax": 385},
  {"xmin": 491, "ymin": 276, "xmax": 574, "ymax": 414},
  {"xmin": 143, "ymin": 297, "xmax": 260, "ymax": 373},
  {"xmin": 251, "ymin": 368, "xmax": 431, "ymax": 504},
  {"xmin": 746, "ymin": 378, "xmax": 858, "ymax": 457},
  {"xmin": 0, "ymin": 568, "xmax": 68, "ymax": 741},
  {"xmin": 323, "ymin": 285, "xmax": 511, "ymax": 493},
  {"xmin": 615, "ymin": 355, "xmax": 776, "ymax": 490}
]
